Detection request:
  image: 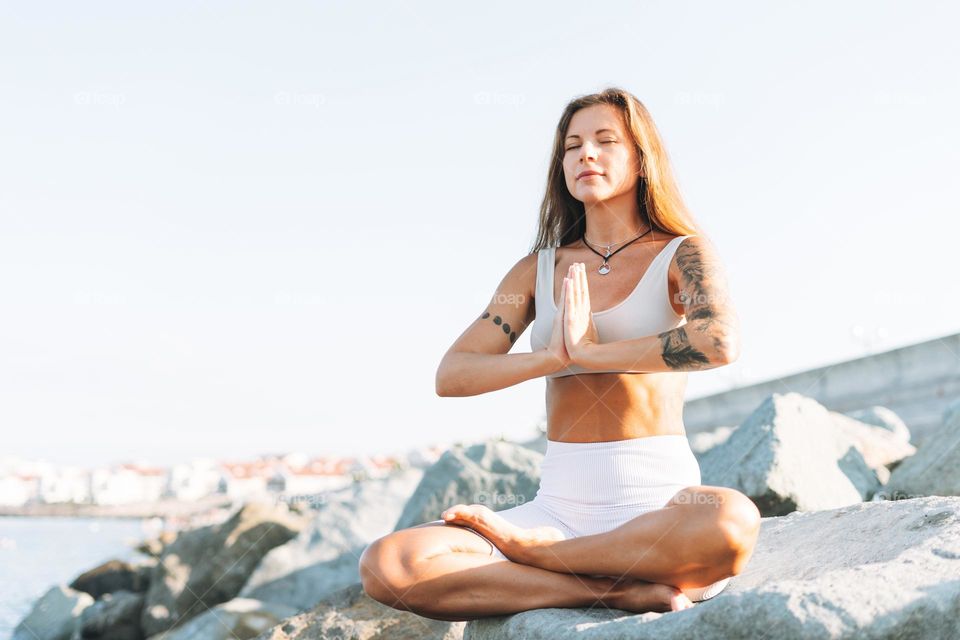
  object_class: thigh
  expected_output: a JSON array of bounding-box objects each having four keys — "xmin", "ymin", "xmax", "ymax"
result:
[
  {"xmin": 403, "ymin": 519, "xmax": 499, "ymax": 559},
  {"xmin": 492, "ymin": 500, "xmax": 575, "ymax": 538},
  {"xmin": 407, "ymin": 500, "xmax": 573, "ymax": 561}
]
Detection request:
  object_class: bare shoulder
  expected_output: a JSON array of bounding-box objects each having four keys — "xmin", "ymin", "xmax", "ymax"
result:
[{"xmin": 442, "ymin": 251, "xmax": 540, "ymax": 357}]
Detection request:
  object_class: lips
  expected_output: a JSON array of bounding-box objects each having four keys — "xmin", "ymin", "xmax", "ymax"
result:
[{"xmin": 577, "ymin": 171, "xmax": 603, "ymax": 180}]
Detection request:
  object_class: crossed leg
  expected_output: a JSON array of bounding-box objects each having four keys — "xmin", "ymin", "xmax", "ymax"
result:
[
  {"xmin": 439, "ymin": 485, "xmax": 762, "ymax": 596},
  {"xmin": 358, "ymin": 518, "xmax": 695, "ymax": 622}
]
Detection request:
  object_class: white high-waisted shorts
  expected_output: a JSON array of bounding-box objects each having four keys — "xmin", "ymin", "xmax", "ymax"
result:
[{"xmin": 427, "ymin": 434, "xmax": 730, "ymax": 602}]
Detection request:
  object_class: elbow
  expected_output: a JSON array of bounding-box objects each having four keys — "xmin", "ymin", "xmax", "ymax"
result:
[
  {"xmin": 435, "ymin": 369, "xmax": 449, "ymax": 397},
  {"xmin": 435, "ymin": 363, "xmax": 458, "ymax": 397},
  {"xmin": 708, "ymin": 312, "xmax": 740, "ymax": 366},
  {"xmin": 714, "ymin": 334, "xmax": 741, "ymax": 366}
]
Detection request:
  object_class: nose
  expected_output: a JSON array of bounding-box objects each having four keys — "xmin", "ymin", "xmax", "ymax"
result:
[{"xmin": 578, "ymin": 140, "xmax": 599, "ymax": 163}]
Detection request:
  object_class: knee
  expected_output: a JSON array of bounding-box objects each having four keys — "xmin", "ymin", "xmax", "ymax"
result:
[
  {"xmin": 358, "ymin": 536, "xmax": 417, "ymax": 610},
  {"xmin": 714, "ymin": 490, "xmax": 762, "ymax": 574}
]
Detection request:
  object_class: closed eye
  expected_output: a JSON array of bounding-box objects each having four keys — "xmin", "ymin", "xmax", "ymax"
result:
[{"xmin": 565, "ymin": 140, "xmax": 618, "ymax": 151}]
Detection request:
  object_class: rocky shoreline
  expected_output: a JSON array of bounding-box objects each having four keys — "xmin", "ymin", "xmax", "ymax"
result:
[{"xmin": 11, "ymin": 392, "xmax": 960, "ymax": 640}]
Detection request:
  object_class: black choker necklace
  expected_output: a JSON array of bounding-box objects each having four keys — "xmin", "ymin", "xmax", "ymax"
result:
[{"xmin": 581, "ymin": 227, "xmax": 653, "ymax": 274}]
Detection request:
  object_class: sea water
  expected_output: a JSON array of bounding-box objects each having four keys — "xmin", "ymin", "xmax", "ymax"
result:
[{"xmin": 0, "ymin": 516, "xmax": 153, "ymax": 637}]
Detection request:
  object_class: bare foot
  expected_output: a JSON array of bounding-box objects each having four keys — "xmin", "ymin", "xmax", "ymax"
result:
[
  {"xmin": 606, "ymin": 578, "xmax": 695, "ymax": 613},
  {"xmin": 439, "ymin": 503, "xmax": 566, "ymax": 562}
]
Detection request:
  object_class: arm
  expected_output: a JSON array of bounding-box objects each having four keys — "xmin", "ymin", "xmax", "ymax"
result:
[
  {"xmin": 437, "ymin": 349, "xmax": 563, "ymax": 397},
  {"xmin": 572, "ymin": 236, "xmax": 741, "ymax": 373},
  {"xmin": 436, "ymin": 253, "xmax": 566, "ymax": 397}
]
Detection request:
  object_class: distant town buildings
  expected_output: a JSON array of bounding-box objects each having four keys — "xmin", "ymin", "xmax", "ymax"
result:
[{"xmin": 0, "ymin": 445, "xmax": 446, "ymax": 507}]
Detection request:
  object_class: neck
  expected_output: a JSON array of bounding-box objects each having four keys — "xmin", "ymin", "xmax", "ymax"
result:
[{"xmin": 582, "ymin": 191, "xmax": 650, "ymax": 246}]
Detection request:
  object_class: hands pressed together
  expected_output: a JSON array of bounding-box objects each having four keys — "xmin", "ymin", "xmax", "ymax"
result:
[{"xmin": 545, "ymin": 262, "xmax": 601, "ymax": 371}]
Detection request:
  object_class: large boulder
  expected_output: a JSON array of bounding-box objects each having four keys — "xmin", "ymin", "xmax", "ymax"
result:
[
  {"xmin": 145, "ymin": 598, "xmax": 298, "ymax": 640},
  {"xmin": 843, "ymin": 405, "xmax": 911, "ymax": 442},
  {"xmin": 884, "ymin": 399, "xmax": 960, "ymax": 498},
  {"xmin": 136, "ymin": 531, "xmax": 178, "ymax": 558},
  {"xmin": 700, "ymin": 392, "xmax": 878, "ymax": 515},
  {"xmin": 140, "ymin": 500, "xmax": 307, "ymax": 637},
  {"xmin": 78, "ymin": 590, "xmax": 144, "ymax": 640},
  {"xmin": 393, "ymin": 439, "xmax": 543, "ymax": 531},
  {"xmin": 240, "ymin": 467, "xmax": 424, "ymax": 610},
  {"xmin": 12, "ymin": 585, "xmax": 93, "ymax": 640},
  {"xmin": 828, "ymin": 411, "xmax": 915, "ymax": 483},
  {"xmin": 253, "ymin": 582, "xmax": 464, "ymax": 640},
  {"xmin": 69, "ymin": 558, "xmax": 153, "ymax": 599},
  {"xmin": 463, "ymin": 496, "xmax": 960, "ymax": 639}
]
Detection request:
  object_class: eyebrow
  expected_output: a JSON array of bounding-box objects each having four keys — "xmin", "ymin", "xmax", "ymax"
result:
[{"xmin": 565, "ymin": 128, "xmax": 619, "ymax": 141}]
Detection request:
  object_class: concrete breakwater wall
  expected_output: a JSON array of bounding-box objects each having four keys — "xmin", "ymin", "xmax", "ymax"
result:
[{"xmin": 684, "ymin": 332, "xmax": 960, "ymax": 447}]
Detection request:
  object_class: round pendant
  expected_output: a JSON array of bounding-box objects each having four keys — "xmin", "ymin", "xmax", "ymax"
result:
[{"xmin": 598, "ymin": 263, "xmax": 611, "ymax": 275}]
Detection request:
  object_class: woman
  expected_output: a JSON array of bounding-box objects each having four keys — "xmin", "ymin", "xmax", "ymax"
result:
[{"xmin": 359, "ymin": 87, "xmax": 761, "ymax": 620}]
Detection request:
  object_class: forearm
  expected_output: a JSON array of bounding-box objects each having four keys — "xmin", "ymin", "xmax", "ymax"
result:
[
  {"xmin": 576, "ymin": 318, "xmax": 739, "ymax": 373},
  {"xmin": 436, "ymin": 349, "xmax": 562, "ymax": 397}
]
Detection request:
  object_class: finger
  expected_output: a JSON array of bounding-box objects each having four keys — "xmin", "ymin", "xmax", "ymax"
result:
[
  {"xmin": 559, "ymin": 276, "xmax": 567, "ymax": 310},
  {"xmin": 574, "ymin": 263, "xmax": 583, "ymax": 307},
  {"xmin": 578, "ymin": 263, "xmax": 589, "ymax": 305}
]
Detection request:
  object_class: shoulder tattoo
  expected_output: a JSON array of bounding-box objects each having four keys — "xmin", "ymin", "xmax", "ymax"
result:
[{"xmin": 656, "ymin": 239, "xmax": 726, "ymax": 369}]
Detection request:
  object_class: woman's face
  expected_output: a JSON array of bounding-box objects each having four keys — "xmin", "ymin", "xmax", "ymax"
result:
[{"xmin": 562, "ymin": 103, "xmax": 642, "ymax": 204}]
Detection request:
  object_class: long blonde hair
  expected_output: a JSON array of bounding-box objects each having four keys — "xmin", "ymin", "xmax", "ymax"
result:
[{"xmin": 530, "ymin": 87, "xmax": 703, "ymax": 252}]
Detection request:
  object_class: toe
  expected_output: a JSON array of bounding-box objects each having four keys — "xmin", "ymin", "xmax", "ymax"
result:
[{"xmin": 672, "ymin": 592, "xmax": 694, "ymax": 611}]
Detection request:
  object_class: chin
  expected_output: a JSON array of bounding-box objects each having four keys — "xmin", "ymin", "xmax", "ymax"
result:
[{"xmin": 577, "ymin": 189, "xmax": 610, "ymax": 203}]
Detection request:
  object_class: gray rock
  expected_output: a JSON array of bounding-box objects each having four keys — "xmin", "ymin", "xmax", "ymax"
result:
[
  {"xmin": 69, "ymin": 559, "xmax": 152, "ymax": 600},
  {"xmin": 78, "ymin": 590, "xmax": 144, "ymax": 640},
  {"xmin": 12, "ymin": 585, "xmax": 93, "ymax": 640},
  {"xmin": 700, "ymin": 392, "xmax": 874, "ymax": 515},
  {"xmin": 944, "ymin": 399, "xmax": 960, "ymax": 427},
  {"xmin": 253, "ymin": 582, "xmax": 464, "ymax": 640},
  {"xmin": 145, "ymin": 598, "xmax": 298, "ymax": 640},
  {"xmin": 829, "ymin": 411, "xmax": 916, "ymax": 482},
  {"xmin": 240, "ymin": 467, "xmax": 424, "ymax": 610},
  {"xmin": 835, "ymin": 444, "xmax": 882, "ymax": 501},
  {"xmin": 843, "ymin": 405, "xmax": 911, "ymax": 442},
  {"xmin": 464, "ymin": 496, "xmax": 960, "ymax": 639},
  {"xmin": 696, "ymin": 409, "xmax": 906, "ymax": 491},
  {"xmin": 140, "ymin": 500, "xmax": 307, "ymax": 637},
  {"xmin": 393, "ymin": 439, "xmax": 543, "ymax": 531},
  {"xmin": 136, "ymin": 532, "xmax": 177, "ymax": 558},
  {"xmin": 884, "ymin": 398, "xmax": 960, "ymax": 499}
]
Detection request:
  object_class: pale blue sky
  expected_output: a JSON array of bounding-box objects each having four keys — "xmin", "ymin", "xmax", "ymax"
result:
[{"xmin": 1, "ymin": 1, "xmax": 957, "ymax": 468}]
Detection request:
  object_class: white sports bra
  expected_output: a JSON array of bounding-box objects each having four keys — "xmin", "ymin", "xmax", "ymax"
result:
[{"xmin": 529, "ymin": 235, "xmax": 694, "ymax": 378}]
